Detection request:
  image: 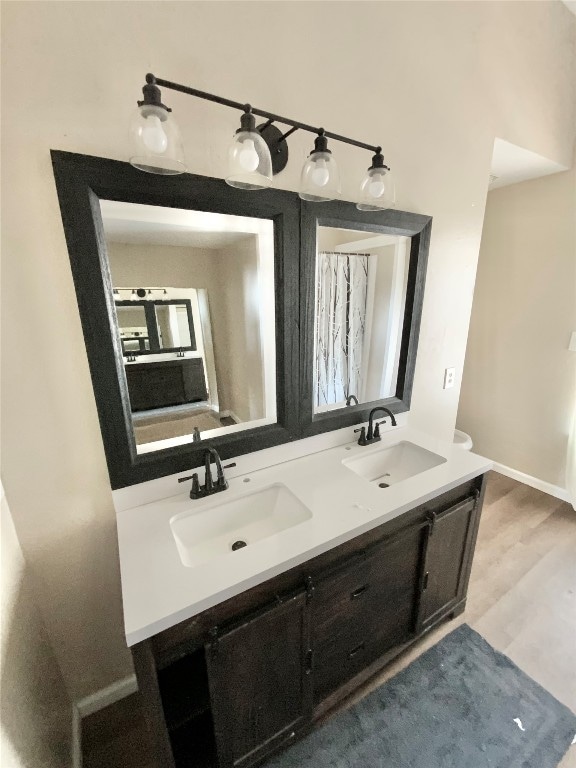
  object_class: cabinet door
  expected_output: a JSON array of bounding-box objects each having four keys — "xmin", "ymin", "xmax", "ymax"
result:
[
  {"xmin": 206, "ymin": 592, "xmax": 312, "ymax": 768},
  {"xmin": 417, "ymin": 496, "xmax": 477, "ymax": 631}
]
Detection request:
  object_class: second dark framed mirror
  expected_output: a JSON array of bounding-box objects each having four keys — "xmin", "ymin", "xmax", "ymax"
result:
[{"xmin": 299, "ymin": 200, "xmax": 432, "ymax": 437}]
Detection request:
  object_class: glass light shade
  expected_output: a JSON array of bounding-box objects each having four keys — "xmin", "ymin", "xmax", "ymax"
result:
[
  {"xmin": 226, "ymin": 130, "xmax": 273, "ymax": 190},
  {"xmin": 129, "ymin": 105, "xmax": 186, "ymax": 175},
  {"xmin": 299, "ymin": 150, "xmax": 340, "ymax": 202},
  {"xmin": 357, "ymin": 167, "xmax": 396, "ymax": 211}
]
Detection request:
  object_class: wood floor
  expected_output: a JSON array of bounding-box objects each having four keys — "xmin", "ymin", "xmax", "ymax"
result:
[{"xmin": 82, "ymin": 471, "xmax": 576, "ymax": 768}]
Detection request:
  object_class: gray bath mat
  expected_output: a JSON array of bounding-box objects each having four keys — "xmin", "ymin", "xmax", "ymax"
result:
[{"xmin": 266, "ymin": 624, "xmax": 576, "ymax": 768}]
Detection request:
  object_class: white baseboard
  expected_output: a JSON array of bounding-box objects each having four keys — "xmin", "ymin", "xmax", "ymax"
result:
[
  {"xmin": 72, "ymin": 704, "xmax": 82, "ymax": 768},
  {"xmin": 76, "ymin": 674, "xmax": 138, "ymax": 718},
  {"xmin": 492, "ymin": 462, "xmax": 571, "ymax": 503}
]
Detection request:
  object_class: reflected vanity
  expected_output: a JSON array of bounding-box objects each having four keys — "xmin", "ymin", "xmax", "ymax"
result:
[{"xmin": 100, "ymin": 199, "xmax": 277, "ymax": 452}]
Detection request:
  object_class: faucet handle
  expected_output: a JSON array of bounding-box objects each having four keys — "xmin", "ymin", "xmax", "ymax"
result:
[
  {"xmin": 373, "ymin": 420, "xmax": 387, "ymax": 439},
  {"xmin": 190, "ymin": 473, "xmax": 201, "ymax": 499},
  {"xmin": 178, "ymin": 472, "xmax": 202, "ymax": 499}
]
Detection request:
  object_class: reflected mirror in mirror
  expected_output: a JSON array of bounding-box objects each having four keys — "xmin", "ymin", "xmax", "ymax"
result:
[
  {"xmin": 154, "ymin": 303, "xmax": 192, "ymax": 348},
  {"xmin": 100, "ymin": 200, "xmax": 276, "ymax": 453},
  {"xmin": 314, "ymin": 226, "xmax": 410, "ymax": 414},
  {"xmin": 115, "ymin": 304, "xmax": 151, "ymax": 353}
]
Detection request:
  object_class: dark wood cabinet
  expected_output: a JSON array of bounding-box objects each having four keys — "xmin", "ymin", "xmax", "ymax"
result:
[
  {"xmin": 132, "ymin": 475, "xmax": 486, "ymax": 768},
  {"xmin": 125, "ymin": 357, "xmax": 208, "ymax": 411},
  {"xmin": 206, "ymin": 592, "xmax": 312, "ymax": 768}
]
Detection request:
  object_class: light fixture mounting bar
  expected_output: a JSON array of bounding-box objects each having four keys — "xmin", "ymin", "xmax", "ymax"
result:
[{"xmin": 149, "ymin": 74, "xmax": 381, "ymax": 153}]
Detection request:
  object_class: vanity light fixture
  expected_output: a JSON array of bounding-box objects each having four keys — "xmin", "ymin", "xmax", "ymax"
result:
[
  {"xmin": 299, "ymin": 130, "xmax": 341, "ymax": 202},
  {"xmin": 129, "ymin": 75, "xmax": 186, "ymax": 175},
  {"xmin": 116, "ymin": 287, "xmax": 169, "ymax": 298},
  {"xmin": 357, "ymin": 150, "xmax": 395, "ymax": 211},
  {"xmin": 226, "ymin": 107, "xmax": 273, "ymax": 190},
  {"xmin": 130, "ymin": 74, "xmax": 395, "ymax": 208}
]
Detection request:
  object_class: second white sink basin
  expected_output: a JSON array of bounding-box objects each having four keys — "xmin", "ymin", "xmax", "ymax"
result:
[
  {"xmin": 343, "ymin": 441, "xmax": 446, "ymax": 486},
  {"xmin": 170, "ymin": 483, "xmax": 313, "ymax": 568}
]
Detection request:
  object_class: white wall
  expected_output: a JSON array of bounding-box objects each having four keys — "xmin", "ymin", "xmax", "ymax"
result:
[
  {"xmin": 1, "ymin": 1, "xmax": 574, "ymax": 702},
  {"xmin": 458, "ymin": 160, "xmax": 576, "ymax": 488},
  {"xmin": 1, "ymin": 486, "xmax": 73, "ymax": 768}
]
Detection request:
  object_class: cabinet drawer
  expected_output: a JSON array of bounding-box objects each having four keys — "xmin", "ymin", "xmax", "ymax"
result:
[
  {"xmin": 314, "ymin": 634, "xmax": 371, "ymax": 702},
  {"xmin": 312, "ymin": 557, "xmax": 371, "ymax": 643}
]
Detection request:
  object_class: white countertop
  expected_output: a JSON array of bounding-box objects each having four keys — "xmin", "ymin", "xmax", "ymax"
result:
[{"xmin": 116, "ymin": 426, "xmax": 492, "ymax": 646}]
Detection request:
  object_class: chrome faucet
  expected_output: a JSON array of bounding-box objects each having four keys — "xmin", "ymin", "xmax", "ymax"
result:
[
  {"xmin": 178, "ymin": 448, "xmax": 236, "ymax": 500},
  {"xmin": 355, "ymin": 407, "xmax": 397, "ymax": 446}
]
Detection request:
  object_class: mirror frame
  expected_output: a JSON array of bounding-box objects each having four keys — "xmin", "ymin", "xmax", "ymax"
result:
[
  {"xmin": 299, "ymin": 200, "xmax": 432, "ymax": 438},
  {"xmin": 51, "ymin": 151, "xmax": 301, "ymax": 489}
]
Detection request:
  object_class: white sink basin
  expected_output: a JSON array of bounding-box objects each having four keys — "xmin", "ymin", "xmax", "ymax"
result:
[
  {"xmin": 343, "ymin": 441, "xmax": 446, "ymax": 486},
  {"xmin": 170, "ymin": 483, "xmax": 313, "ymax": 568}
]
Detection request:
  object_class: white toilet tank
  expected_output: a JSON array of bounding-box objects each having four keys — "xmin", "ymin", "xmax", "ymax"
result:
[{"xmin": 454, "ymin": 429, "xmax": 473, "ymax": 451}]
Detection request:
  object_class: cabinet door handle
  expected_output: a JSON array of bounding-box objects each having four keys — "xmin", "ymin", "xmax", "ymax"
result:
[
  {"xmin": 348, "ymin": 642, "xmax": 365, "ymax": 659},
  {"xmin": 351, "ymin": 585, "xmax": 368, "ymax": 600}
]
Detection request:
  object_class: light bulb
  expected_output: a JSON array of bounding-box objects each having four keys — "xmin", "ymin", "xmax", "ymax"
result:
[
  {"xmin": 368, "ymin": 171, "xmax": 386, "ymax": 198},
  {"xmin": 311, "ymin": 158, "xmax": 330, "ymax": 187},
  {"xmin": 142, "ymin": 115, "xmax": 168, "ymax": 154},
  {"xmin": 239, "ymin": 139, "xmax": 260, "ymax": 172}
]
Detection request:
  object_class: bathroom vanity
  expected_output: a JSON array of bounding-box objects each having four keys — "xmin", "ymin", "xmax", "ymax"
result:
[
  {"xmin": 51, "ymin": 151, "xmax": 491, "ymax": 768},
  {"xmin": 115, "ymin": 431, "xmax": 491, "ymax": 768}
]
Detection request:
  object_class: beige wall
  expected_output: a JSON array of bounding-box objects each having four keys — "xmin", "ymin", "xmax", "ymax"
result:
[
  {"xmin": 458, "ymin": 162, "xmax": 576, "ymax": 487},
  {"xmin": 1, "ymin": 2, "xmax": 574, "ymax": 702},
  {"xmin": 1, "ymin": 486, "xmax": 72, "ymax": 768},
  {"xmin": 211, "ymin": 237, "xmax": 264, "ymax": 422},
  {"xmin": 107, "ymin": 241, "xmax": 216, "ymax": 290}
]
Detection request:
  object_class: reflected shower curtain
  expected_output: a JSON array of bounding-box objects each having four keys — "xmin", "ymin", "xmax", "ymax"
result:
[{"xmin": 315, "ymin": 252, "xmax": 369, "ymax": 408}]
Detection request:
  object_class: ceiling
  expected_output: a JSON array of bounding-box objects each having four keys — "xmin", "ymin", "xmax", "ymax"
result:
[
  {"xmin": 100, "ymin": 200, "xmax": 260, "ymax": 249},
  {"xmin": 488, "ymin": 138, "xmax": 568, "ymax": 190}
]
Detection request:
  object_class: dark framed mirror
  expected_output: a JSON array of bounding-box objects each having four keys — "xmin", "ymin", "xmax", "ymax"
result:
[
  {"xmin": 51, "ymin": 151, "xmax": 300, "ymax": 488},
  {"xmin": 299, "ymin": 200, "xmax": 432, "ymax": 437}
]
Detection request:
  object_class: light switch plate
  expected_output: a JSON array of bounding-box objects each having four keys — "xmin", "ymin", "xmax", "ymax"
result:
[{"xmin": 443, "ymin": 367, "xmax": 456, "ymax": 389}]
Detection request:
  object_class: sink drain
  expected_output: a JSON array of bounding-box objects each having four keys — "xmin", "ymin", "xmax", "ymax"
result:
[
  {"xmin": 378, "ymin": 482, "xmax": 390, "ymax": 489},
  {"xmin": 231, "ymin": 540, "xmax": 248, "ymax": 551}
]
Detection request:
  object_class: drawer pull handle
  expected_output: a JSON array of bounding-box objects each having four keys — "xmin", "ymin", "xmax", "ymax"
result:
[
  {"xmin": 351, "ymin": 585, "xmax": 368, "ymax": 600},
  {"xmin": 348, "ymin": 642, "xmax": 365, "ymax": 659}
]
